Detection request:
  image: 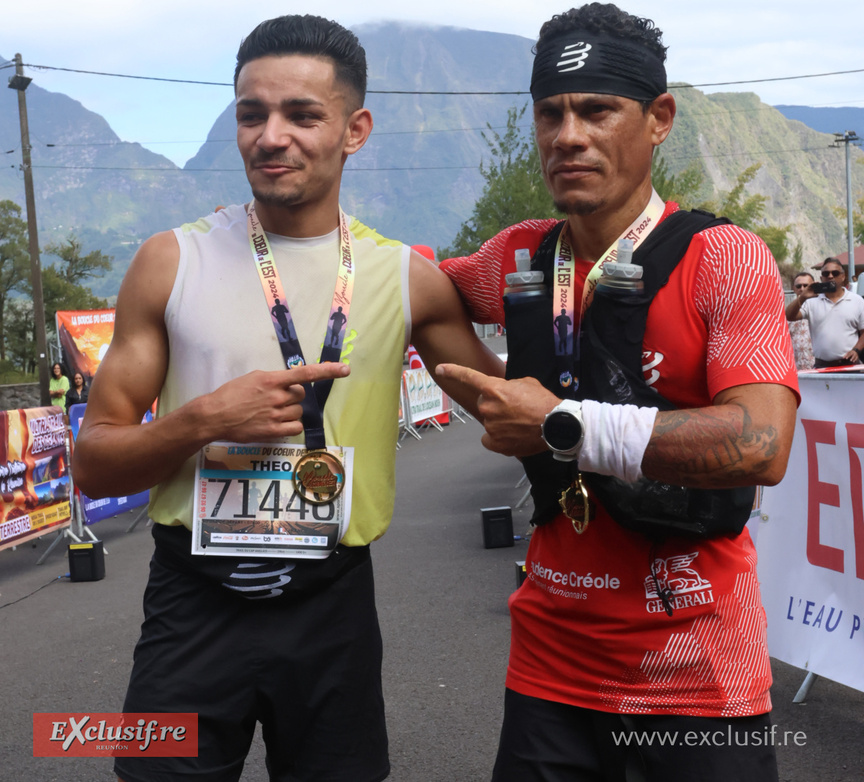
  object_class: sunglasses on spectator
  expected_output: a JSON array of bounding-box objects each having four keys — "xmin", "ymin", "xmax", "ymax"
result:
[
  {"xmin": 821, "ymin": 270, "xmax": 843, "ymax": 278},
  {"xmin": 794, "ymin": 282, "xmax": 810, "ymax": 288}
]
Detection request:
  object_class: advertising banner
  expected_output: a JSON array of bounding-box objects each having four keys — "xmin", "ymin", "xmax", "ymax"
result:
[
  {"xmin": 406, "ymin": 345, "xmax": 449, "ymax": 426},
  {"xmin": 403, "ymin": 368, "xmax": 445, "ymax": 424},
  {"xmin": 55, "ymin": 309, "xmax": 115, "ymax": 383},
  {"xmin": 0, "ymin": 407, "xmax": 71, "ymax": 551},
  {"xmin": 755, "ymin": 373, "xmax": 864, "ymax": 693},
  {"xmin": 67, "ymin": 403, "xmax": 150, "ymax": 526}
]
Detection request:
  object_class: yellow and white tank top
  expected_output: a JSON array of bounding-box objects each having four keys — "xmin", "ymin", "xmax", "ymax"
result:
[{"xmin": 149, "ymin": 203, "xmax": 411, "ymax": 546}]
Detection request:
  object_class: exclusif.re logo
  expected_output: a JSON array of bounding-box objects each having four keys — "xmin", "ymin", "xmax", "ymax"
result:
[{"xmin": 33, "ymin": 713, "xmax": 199, "ymax": 757}]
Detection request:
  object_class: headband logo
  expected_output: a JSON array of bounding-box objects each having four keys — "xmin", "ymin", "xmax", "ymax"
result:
[{"xmin": 557, "ymin": 42, "xmax": 592, "ymax": 73}]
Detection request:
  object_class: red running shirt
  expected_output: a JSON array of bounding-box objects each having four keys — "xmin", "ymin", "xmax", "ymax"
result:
[{"xmin": 441, "ymin": 204, "xmax": 799, "ymax": 716}]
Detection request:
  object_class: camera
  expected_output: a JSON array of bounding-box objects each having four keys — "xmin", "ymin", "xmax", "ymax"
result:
[{"xmin": 811, "ymin": 281, "xmax": 836, "ymax": 294}]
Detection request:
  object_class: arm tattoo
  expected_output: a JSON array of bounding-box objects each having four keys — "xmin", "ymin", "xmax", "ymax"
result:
[{"xmin": 646, "ymin": 403, "xmax": 780, "ymax": 487}]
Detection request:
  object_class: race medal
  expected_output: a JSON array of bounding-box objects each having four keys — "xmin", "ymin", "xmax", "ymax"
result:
[
  {"xmin": 559, "ymin": 474, "xmax": 592, "ymax": 534},
  {"xmin": 293, "ymin": 449, "xmax": 346, "ymax": 505}
]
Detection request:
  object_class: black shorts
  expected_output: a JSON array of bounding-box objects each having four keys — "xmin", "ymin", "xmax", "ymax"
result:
[
  {"xmin": 491, "ymin": 689, "xmax": 779, "ymax": 782},
  {"xmin": 115, "ymin": 525, "xmax": 389, "ymax": 782}
]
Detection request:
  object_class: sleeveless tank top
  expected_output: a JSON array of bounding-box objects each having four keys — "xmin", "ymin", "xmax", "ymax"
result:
[{"xmin": 149, "ymin": 204, "xmax": 411, "ymax": 546}]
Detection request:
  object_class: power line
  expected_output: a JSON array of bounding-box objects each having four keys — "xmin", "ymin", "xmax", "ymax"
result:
[
  {"xmin": 40, "ymin": 122, "xmax": 523, "ymax": 149},
  {"xmin": 21, "ymin": 61, "xmax": 864, "ymax": 95},
  {"xmin": 30, "ymin": 141, "xmax": 841, "ymax": 175},
  {"xmin": 34, "ymin": 96, "xmax": 864, "ymax": 151},
  {"xmin": 31, "ymin": 164, "xmax": 479, "ymax": 172}
]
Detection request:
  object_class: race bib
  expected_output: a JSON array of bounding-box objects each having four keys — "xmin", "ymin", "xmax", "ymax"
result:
[{"xmin": 193, "ymin": 441, "xmax": 353, "ymax": 559}]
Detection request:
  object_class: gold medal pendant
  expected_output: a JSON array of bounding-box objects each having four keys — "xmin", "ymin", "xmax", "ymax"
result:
[
  {"xmin": 293, "ymin": 450, "xmax": 345, "ymax": 505},
  {"xmin": 559, "ymin": 474, "xmax": 592, "ymax": 534}
]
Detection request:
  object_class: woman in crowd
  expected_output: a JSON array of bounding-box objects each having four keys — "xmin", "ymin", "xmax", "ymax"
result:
[
  {"xmin": 49, "ymin": 363, "xmax": 70, "ymax": 408},
  {"xmin": 64, "ymin": 371, "xmax": 88, "ymax": 413}
]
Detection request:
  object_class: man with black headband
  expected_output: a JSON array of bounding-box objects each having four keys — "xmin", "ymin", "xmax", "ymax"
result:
[
  {"xmin": 73, "ymin": 14, "xmax": 501, "ymax": 782},
  {"xmin": 438, "ymin": 4, "xmax": 798, "ymax": 780}
]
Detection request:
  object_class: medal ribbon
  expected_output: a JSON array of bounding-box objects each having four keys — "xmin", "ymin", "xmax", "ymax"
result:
[
  {"xmin": 247, "ymin": 201, "xmax": 355, "ymax": 451},
  {"xmin": 551, "ymin": 190, "xmax": 666, "ymax": 388}
]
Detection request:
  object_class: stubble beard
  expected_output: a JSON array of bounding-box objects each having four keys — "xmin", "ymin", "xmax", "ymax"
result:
[
  {"xmin": 553, "ymin": 196, "xmax": 604, "ymax": 217},
  {"xmin": 251, "ymin": 189, "xmax": 303, "ymax": 209}
]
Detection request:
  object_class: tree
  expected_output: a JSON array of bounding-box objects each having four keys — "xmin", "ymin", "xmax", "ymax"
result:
[
  {"xmin": 439, "ymin": 105, "xmax": 558, "ymax": 259},
  {"xmin": 40, "ymin": 235, "xmax": 111, "ymax": 339},
  {"xmin": 651, "ymin": 156, "xmax": 706, "ymax": 210},
  {"xmin": 0, "ymin": 201, "xmax": 31, "ymax": 361},
  {"xmin": 4, "ymin": 299, "xmax": 36, "ymax": 375}
]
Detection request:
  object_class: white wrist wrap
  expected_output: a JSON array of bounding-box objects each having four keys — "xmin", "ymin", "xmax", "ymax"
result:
[{"xmin": 578, "ymin": 399, "xmax": 658, "ymax": 483}]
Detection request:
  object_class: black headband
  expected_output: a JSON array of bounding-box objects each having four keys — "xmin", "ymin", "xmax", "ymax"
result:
[{"xmin": 531, "ymin": 30, "xmax": 667, "ymax": 103}]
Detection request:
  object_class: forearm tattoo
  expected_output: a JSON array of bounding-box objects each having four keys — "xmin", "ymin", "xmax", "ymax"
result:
[{"xmin": 645, "ymin": 404, "xmax": 780, "ymax": 487}]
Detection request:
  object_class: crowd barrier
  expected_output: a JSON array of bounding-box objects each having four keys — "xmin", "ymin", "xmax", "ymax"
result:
[{"xmin": 755, "ymin": 369, "xmax": 864, "ymax": 695}]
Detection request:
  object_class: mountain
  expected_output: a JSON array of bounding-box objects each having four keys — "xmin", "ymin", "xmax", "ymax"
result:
[
  {"xmin": 773, "ymin": 106, "xmax": 863, "ymax": 137},
  {"xmin": 2, "ymin": 28, "xmax": 863, "ymax": 300}
]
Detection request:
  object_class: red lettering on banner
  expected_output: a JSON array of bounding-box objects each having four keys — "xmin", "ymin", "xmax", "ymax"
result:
[
  {"xmin": 801, "ymin": 419, "xmax": 844, "ymax": 573},
  {"xmin": 846, "ymin": 423, "xmax": 864, "ymax": 580}
]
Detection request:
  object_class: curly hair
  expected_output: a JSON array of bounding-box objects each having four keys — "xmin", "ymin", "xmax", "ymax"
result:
[{"xmin": 536, "ymin": 3, "xmax": 667, "ymax": 62}]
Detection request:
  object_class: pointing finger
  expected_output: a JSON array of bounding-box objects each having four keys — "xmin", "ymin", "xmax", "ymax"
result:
[
  {"xmin": 283, "ymin": 362, "xmax": 351, "ymax": 385},
  {"xmin": 436, "ymin": 363, "xmax": 492, "ymax": 392}
]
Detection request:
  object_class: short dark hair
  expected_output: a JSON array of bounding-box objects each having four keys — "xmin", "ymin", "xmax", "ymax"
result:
[
  {"xmin": 792, "ymin": 271, "xmax": 814, "ymax": 283},
  {"xmin": 234, "ymin": 15, "xmax": 367, "ymax": 108},
  {"xmin": 536, "ymin": 3, "xmax": 667, "ymax": 62},
  {"xmin": 821, "ymin": 257, "xmax": 845, "ymax": 275}
]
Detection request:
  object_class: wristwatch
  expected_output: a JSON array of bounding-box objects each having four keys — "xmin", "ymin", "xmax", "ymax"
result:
[{"xmin": 541, "ymin": 400, "xmax": 585, "ymax": 461}]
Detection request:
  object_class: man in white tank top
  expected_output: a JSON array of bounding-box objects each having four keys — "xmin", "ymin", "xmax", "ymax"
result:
[{"xmin": 72, "ymin": 14, "xmax": 502, "ymax": 782}]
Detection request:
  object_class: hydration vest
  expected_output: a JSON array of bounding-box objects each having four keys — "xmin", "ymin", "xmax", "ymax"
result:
[{"xmin": 504, "ymin": 209, "xmax": 756, "ymax": 540}]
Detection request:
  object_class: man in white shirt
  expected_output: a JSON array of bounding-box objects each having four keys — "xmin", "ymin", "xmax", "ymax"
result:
[{"xmin": 786, "ymin": 257, "xmax": 864, "ymax": 367}]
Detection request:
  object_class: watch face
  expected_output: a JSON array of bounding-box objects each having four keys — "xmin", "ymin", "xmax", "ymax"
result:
[{"xmin": 544, "ymin": 411, "xmax": 583, "ymax": 451}]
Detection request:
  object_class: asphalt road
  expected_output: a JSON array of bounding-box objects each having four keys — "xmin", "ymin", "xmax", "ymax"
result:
[{"xmin": 1, "ymin": 417, "xmax": 862, "ymax": 781}]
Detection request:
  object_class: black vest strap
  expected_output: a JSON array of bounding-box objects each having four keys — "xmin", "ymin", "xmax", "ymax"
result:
[{"xmin": 504, "ymin": 210, "xmax": 756, "ymax": 539}]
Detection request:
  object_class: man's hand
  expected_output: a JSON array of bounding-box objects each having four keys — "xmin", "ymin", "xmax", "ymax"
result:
[
  {"xmin": 841, "ymin": 346, "xmax": 861, "ymax": 364},
  {"xmin": 436, "ymin": 364, "xmax": 560, "ymax": 457},
  {"xmin": 204, "ymin": 363, "xmax": 351, "ymax": 444}
]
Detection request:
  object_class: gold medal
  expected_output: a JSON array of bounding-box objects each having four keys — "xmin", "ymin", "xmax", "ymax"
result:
[
  {"xmin": 559, "ymin": 474, "xmax": 593, "ymax": 534},
  {"xmin": 293, "ymin": 450, "xmax": 345, "ymax": 505}
]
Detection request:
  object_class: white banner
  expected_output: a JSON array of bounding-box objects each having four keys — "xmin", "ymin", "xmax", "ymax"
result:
[
  {"xmin": 403, "ymin": 368, "xmax": 445, "ymax": 424},
  {"xmin": 754, "ymin": 373, "xmax": 864, "ymax": 692}
]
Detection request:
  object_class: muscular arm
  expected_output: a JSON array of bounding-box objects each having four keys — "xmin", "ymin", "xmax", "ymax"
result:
[
  {"xmin": 408, "ymin": 251, "xmax": 504, "ymax": 417},
  {"xmin": 72, "ymin": 231, "xmax": 349, "ymax": 499}
]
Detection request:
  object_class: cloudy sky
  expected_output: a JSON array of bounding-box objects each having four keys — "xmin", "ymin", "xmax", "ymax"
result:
[{"xmin": 3, "ymin": 0, "xmax": 862, "ymax": 166}]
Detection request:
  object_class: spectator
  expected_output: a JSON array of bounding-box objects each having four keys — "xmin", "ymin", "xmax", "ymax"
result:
[
  {"xmin": 791, "ymin": 271, "xmax": 814, "ymax": 293},
  {"xmin": 788, "ymin": 272, "xmax": 816, "ymax": 370},
  {"xmin": 48, "ymin": 362, "xmax": 69, "ymax": 408},
  {"xmin": 64, "ymin": 372, "xmax": 88, "ymax": 413},
  {"xmin": 786, "ymin": 257, "xmax": 864, "ymax": 367}
]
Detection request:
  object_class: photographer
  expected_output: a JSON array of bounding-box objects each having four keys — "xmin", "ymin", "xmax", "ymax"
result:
[{"xmin": 786, "ymin": 257, "xmax": 864, "ymax": 367}]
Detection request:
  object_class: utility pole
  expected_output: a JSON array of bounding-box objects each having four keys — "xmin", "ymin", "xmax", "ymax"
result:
[
  {"xmin": 8, "ymin": 53, "xmax": 50, "ymax": 406},
  {"xmin": 833, "ymin": 131, "xmax": 861, "ymax": 286}
]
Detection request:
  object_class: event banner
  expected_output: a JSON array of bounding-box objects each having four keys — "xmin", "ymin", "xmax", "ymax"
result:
[
  {"xmin": 755, "ymin": 373, "xmax": 864, "ymax": 693},
  {"xmin": 0, "ymin": 406, "xmax": 71, "ymax": 552},
  {"xmin": 403, "ymin": 368, "xmax": 445, "ymax": 424},
  {"xmin": 55, "ymin": 309, "xmax": 115, "ymax": 383},
  {"xmin": 67, "ymin": 403, "xmax": 149, "ymax": 525}
]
